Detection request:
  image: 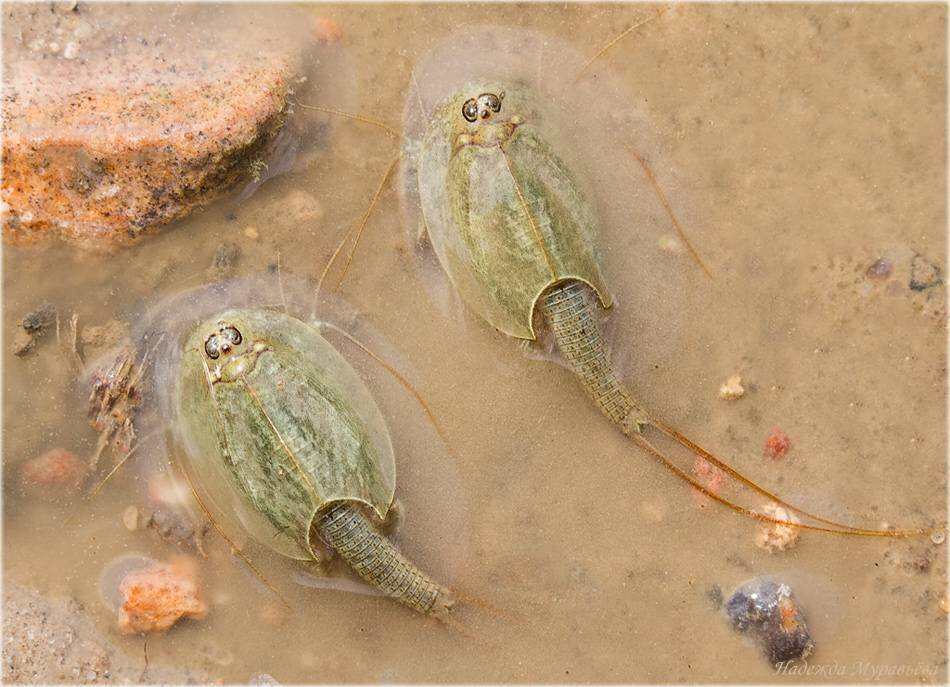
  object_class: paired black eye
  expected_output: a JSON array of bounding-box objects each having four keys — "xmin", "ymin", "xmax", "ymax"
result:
[
  {"xmin": 205, "ymin": 336, "xmax": 221, "ymax": 359},
  {"xmin": 461, "ymin": 92, "xmax": 504, "ymax": 123},
  {"xmin": 204, "ymin": 325, "xmax": 242, "ymax": 360},
  {"xmin": 221, "ymin": 326, "xmax": 242, "ymax": 346},
  {"xmin": 462, "ymin": 98, "xmax": 478, "ymax": 122},
  {"xmin": 479, "ymin": 93, "xmax": 502, "ymax": 113}
]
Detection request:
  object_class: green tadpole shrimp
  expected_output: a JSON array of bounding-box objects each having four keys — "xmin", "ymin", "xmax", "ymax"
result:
[
  {"xmin": 176, "ymin": 307, "xmax": 456, "ymax": 617},
  {"xmin": 308, "ymin": 25, "xmax": 943, "ymax": 539}
]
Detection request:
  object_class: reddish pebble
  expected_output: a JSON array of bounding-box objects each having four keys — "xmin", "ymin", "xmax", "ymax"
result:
[
  {"xmin": 312, "ymin": 16, "xmax": 342, "ymax": 45},
  {"xmin": 21, "ymin": 448, "xmax": 85, "ymax": 489},
  {"xmin": 692, "ymin": 456, "xmax": 727, "ymax": 505},
  {"xmin": 765, "ymin": 428, "xmax": 792, "ymax": 459}
]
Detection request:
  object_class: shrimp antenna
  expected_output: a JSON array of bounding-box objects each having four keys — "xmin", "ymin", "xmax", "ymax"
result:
[
  {"xmin": 327, "ymin": 155, "xmax": 401, "ymax": 294},
  {"xmin": 623, "ymin": 143, "xmax": 713, "ymax": 279},
  {"xmin": 573, "ymin": 6, "xmax": 669, "ymax": 83},
  {"xmin": 317, "ymin": 321, "xmax": 456, "ymax": 460},
  {"xmin": 178, "ymin": 462, "xmax": 292, "ymax": 609},
  {"xmin": 295, "ymin": 102, "xmax": 400, "ymax": 140}
]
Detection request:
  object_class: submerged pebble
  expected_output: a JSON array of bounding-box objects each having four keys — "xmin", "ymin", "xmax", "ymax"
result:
[
  {"xmin": 21, "ymin": 448, "xmax": 86, "ymax": 492},
  {"xmin": 754, "ymin": 502, "xmax": 801, "ymax": 554},
  {"xmin": 718, "ymin": 374, "xmax": 745, "ymax": 400},
  {"xmin": 116, "ymin": 556, "xmax": 207, "ymax": 634},
  {"xmin": 11, "ymin": 329, "xmax": 35, "ymax": 357},
  {"xmin": 764, "ymin": 428, "xmax": 791, "ymax": 459},
  {"xmin": 312, "ymin": 16, "xmax": 343, "ymax": 45},
  {"xmin": 909, "ymin": 254, "xmax": 942, "ymax": 292},
  {"xmin": 122, "ymin": 505, "xmax": 139, "ymax": 531},
  {"xmin": 865, "ymin": 256, "xmax": 892, "ymax": 280},
  {"xmin": 281, "ymin": 188, "xmax": 324, "ymax": 224},
  {"xmin": 693, "ymin": 456, "xmax": 727, "ymax": 496},
  {"xmin": 656, "ymin": 234, "xmax": 684, "ymax": 254},
  {"xmin": 21, "ymin": 303, "xmax": 57, "ymax": 334},
  {"xmin": 724, "ymin": 577, "xmax": 814, "ymax": 667},
  {"xmin": 143, "ymin": 506, "xmax": 210, "ymax": 556}
]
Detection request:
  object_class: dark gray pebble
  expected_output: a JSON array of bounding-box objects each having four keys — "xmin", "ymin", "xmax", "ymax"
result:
[{"xmin": 724, "ymin": 577, "xmax": 814, "ymax": 667}]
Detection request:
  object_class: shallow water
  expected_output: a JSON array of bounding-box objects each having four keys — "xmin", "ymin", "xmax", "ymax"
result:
[{"xmin": 3, "ymin": 3, "xmax": 948, "ymax": 683}]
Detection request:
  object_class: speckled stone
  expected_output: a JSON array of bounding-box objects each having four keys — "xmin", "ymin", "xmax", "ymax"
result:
[{"xmin": 1, "ymin": 3, "xmax": 303, "ymax": 247}]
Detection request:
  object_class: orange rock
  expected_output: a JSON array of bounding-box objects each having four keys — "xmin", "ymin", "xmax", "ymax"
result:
[
  {"xmin": 117, "ymin": 557, "xmax": 207, "ymax": 634},
  {"xmin": 1, "ymin": 5, "xmax": 303, "ymax": 247},
  {"xmin": 21, "ymin": 448, "xmax": 85, "ymax": 490}
]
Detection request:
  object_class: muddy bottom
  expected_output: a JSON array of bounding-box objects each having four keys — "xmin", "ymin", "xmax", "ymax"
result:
[{"xmin": 3, "ymin": 3, "xmax": 947, "ymax": 684}]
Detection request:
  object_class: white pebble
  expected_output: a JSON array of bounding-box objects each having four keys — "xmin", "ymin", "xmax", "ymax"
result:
[
  {"xmin": 657, "ymin": 234, "xmax": 684, "ymax": 254},
  {"xmin": 719, "ymin": 374, "xmax": 745, "ymax": 400},
  {"xmin": 931, "ymin": 530, "xmax": 946, "ymax": 545},
  {"xmin": 122, "ymin": 505, "xmax": 139, "ymax": 531},
  {"xmin": 755, "ymin": 503, "xmax": 801, "ymax": 553},
  {"xmin": 63, "ymin": 42, "xmax": 80, "ymax": 60}
]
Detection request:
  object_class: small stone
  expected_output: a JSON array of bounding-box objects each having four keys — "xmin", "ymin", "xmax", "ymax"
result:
[
  {"xmin": 117, "ymin": 557, "xmax": 207, "ymax": 634},
  {"xmin": 725, "ymin": 577, "xmax": 813, "ymax": 667},
  {"xmin": 242, "ymin": 225, "xmax": 260, "ymax": 240},
  {"xmin": 21, "ymin": 448, "xmax": 86, "ymax": 491},
  {"xmin": 122, "ymin": 506, "xmax": 139, "ymax": 531},
  {"xmin": 930, "ymin": 530, "xmax": 946, "ymax": 545},
  {"xmin": 12, "ymin": 329, "xmax": 35, "ymax": 356},
  {"xmin": 940, "ymin": 593, "xmax": 949, "ymax": 614},
  {"xmin": 909, "ymin": 254, "xmax": 942, "ymax": 292},
  {"xmin": 693, "ymin": 456, "xmax": 727, "ymax": 497},
  {"xmin": 719, "ymin": 374, "xmax": 745, "ymax": 400},
  {"xmin": 21, "ymin": 303, "xmax": 57, "ymax": 334},
  {"xmin": 755, "ymin": 502, "xmax": 801, "ymax": 554},
  {"xmin": 143, "ymin": 507, "xmax": 209, "ymax": 555},
  {"xmin": 764, "ymin": 428, "xmax": 791, "ymax": 459},
  {"xmin": 657, "ymin": 234, "xmax": 684, "ymax": 254},
  {"xmin": 282, "ymin": 188, "xmax": 324, "ymax": 224},
  {"xmin": 865, "ymin": 257, "xmax": 892, "ymax": 280},
  {"xmin": 312, "ymin": 16, "xmax": 343, "ymax": 45},
  {"xmin": 62, "ymin": 42, "xmax": 80, "ymax": 60}
]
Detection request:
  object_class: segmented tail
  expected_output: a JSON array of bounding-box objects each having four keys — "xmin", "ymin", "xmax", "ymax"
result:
[{"xmin": 318, "ymin": 502, "xmax": 455, "ymax": 616}]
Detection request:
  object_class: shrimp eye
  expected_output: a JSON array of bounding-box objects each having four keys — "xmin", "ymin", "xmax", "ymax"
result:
[
  {"xmin": 204, "ymin": 335, "xmax": 221, "ymax": 359},
  {"xmin": 462, "ymin": 98, "xmax": 478, "ymax": 122},
  {"xmin": 221, "ymin": 326, "xmax": 242, "ymax": 346},
  {"xmin": 480, "ymin": 93, "xmax": 502, "ymax": 113}
]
